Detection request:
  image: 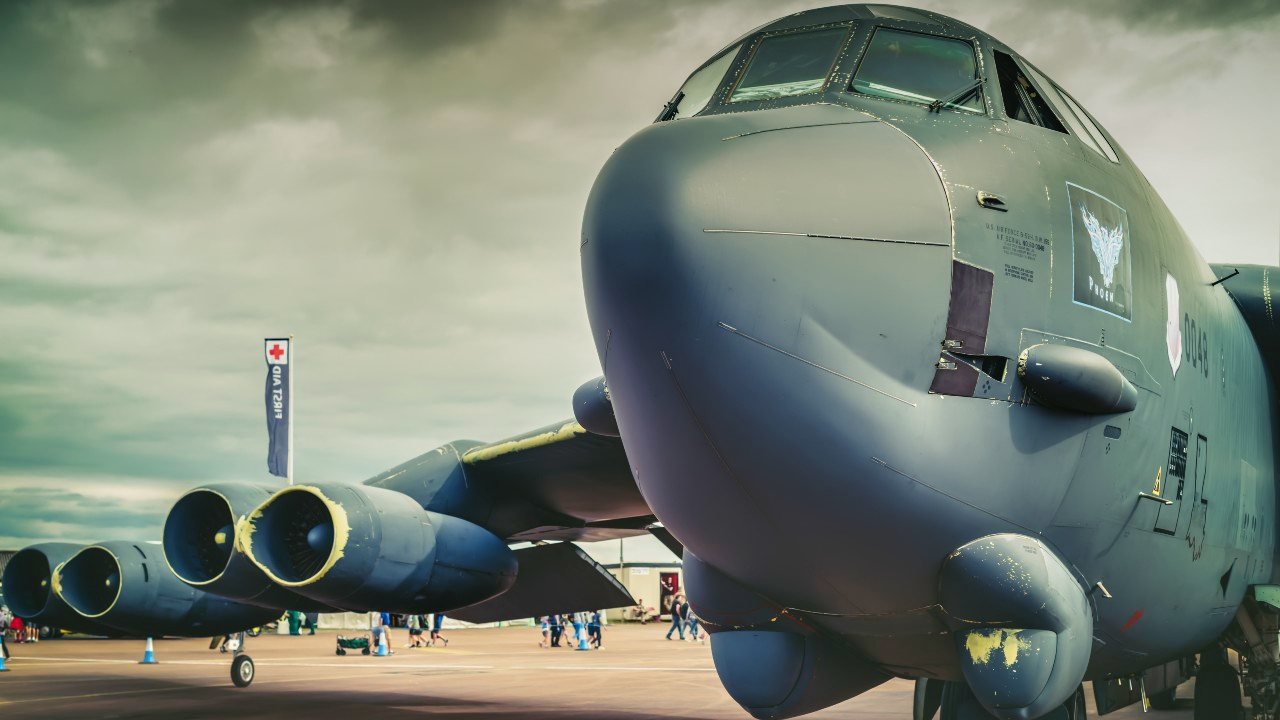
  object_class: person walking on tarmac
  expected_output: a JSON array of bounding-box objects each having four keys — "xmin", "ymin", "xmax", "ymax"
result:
[
  {"xmin": 687, "ymin": 607, "xmax": 704, "ymax": 643},
  {"xmin": 548, "ymin": 613, "xmax": 564, "ymax": 647},
  {"xmin": 406, "ymin": 614, "xmax": 427, "ymax": 648},
  {"xmin": 370, "ymin": 612, "xmax": 395, "ymax": 655},
  {"xmin": 428, "ymin": 613, "xmax": 449, "ymax": 647},
  {"xmin": 665, "ymin": 595, "xmax": 688, "ymax": 640},
  {"xmin": 588, "ymin": 610, "xmax": 605, "ymax": 649}
]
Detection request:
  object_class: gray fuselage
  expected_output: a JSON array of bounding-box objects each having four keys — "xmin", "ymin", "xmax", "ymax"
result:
[{"xmin": 580, "ymin": 4, "xmax": 1277, "ymax": 684}]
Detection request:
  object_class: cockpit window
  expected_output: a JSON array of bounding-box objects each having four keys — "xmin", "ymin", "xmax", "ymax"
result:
[
  {"xmin": 850, "ymin": 28, "xmax": 983, "ymax": 113},
  {"xmin": 993, "ymin": 51, "xmax": 1066, "ymax": 132},
  {"xmin": 664, "ymin": 45, "xmax": 741, "ymax": 121},
  {"xmin": 865, "ymin": 5, "xmax": 942, "ymax": 26},
  {"xmin": 1017, "ymin": 59, "xmax": 1112, "ymax": 159},
  {"xmin": 728, "ymin": 27, "xmax": 848, "ymax": 103},
  {"xmin": 1040, "ymin": 80, "xmax": 1121, "ymax": 163}
]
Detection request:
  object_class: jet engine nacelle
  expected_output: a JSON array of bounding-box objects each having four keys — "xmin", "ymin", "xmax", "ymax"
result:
[
  {"xmin": 163, "ymin": 483, "xmax": 338, "ymax": 611},
  {"xmin": 54, "ymin": 540, "xmax": 280, "ymax": 637},
  {"xmin": 242, "ymin": 483, "xmax": 517, "ymax": 613},
  {"xmin": 1, "ymin": 543, "xmax": 122, "ymax": 636}
]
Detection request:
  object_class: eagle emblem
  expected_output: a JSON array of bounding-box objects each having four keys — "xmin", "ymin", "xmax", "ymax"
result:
[{"xmin": 1081, "ymin": 205, "xmax": 1124, "ymax": 288}]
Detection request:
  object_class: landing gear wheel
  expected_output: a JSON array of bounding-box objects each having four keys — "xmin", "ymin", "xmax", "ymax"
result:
[
  {"xmin": 1195, "ymin": 649, "xmax": 1243, "ymax": 720},
  {"xmin": 231, "ymin": 654, "xmax": 255, "ymax": 688},
  {"xmin": 1148, "ymin": 688, "xmax": 1177, "ymax": 710}
]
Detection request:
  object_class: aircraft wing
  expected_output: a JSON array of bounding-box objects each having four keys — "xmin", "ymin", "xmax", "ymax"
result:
[
  {"xmin": 460, "ymin": 420, "xmax": 655, "ymax": 542},
  {"xmin": 361, "ymin": 412, "xmax": 654, "ymax": 544}
]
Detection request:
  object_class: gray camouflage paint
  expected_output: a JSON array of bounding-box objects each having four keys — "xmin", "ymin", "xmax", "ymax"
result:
[{"xmin": 583, "ymin": 4, "xmax": 1276, "ymax": 718}]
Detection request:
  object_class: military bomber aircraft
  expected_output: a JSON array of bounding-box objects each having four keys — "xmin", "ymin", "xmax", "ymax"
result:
[{"xmin": 5, "ymin": 5, "xmax": 1279, "ymax": 720}]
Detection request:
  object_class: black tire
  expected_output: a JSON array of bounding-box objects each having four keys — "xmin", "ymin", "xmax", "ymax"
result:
[
  {"xmin": 362, "ymin": 646, "xmax": 371, "ymax": 655},
  {"xmin": 1148, "ymin": 688, "xmax": 1177, "ymax": 711},
  {"xmin": 1195, "ymin": 652, "xmax": 1243, "ymax": 720},
  {"xmin": 336, "ymin": 647, "xmax": 345, "ymax": 656},
  {"xmin": 231, "ymin": 655, "xmax": 255, "ymax": 688}
]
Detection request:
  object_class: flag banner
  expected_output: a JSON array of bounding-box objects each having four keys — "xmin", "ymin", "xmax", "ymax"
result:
[{"xmin": 265, "ymin": 338, "xmax": 290, "ymax": 478}]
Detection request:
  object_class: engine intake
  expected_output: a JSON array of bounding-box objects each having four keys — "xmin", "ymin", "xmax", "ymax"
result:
[
  {"xmin": 243, "ymin": 483, "xmax": 516, "ymax": 612},
  {"xmin": 1, "ymin": 543, "xmax": 120, "ymax": 636},
  {"xmin": 163, "ymin": 483, "xmax": 336, "ymax": 611},
  {"xmin": 55, "ymin": 540, "xmax": 279, "ymax": 637}
]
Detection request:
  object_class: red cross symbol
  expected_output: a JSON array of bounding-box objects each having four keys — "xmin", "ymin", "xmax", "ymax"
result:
[{"xmin": 269, "ymin": 343, "xmax": 285, "ymax": 361}]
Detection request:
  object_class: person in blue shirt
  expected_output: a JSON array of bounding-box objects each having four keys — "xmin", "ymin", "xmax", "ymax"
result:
[
  {"xmin": 687, "ymin": 608, "xmax": 703, "ymax": 643},
  {"xmin": 370, "ymin": 612, "xmax": 393, "ymax": 655},
  {"xmin": 588, "ymin": 611, "xmax": 604, "ymax": 649},
  {"xmin": 429, "ymin": 613, "xmax": 449, "ymax": 647},
  {"xmin": 537, "ymin": 616, "xmax": 550, "ymax": 648}
]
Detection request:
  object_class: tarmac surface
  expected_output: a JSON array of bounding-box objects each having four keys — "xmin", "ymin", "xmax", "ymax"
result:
[{"xmin": 0, "ymin": 625, "xmax": 1195, "ymax": 719}]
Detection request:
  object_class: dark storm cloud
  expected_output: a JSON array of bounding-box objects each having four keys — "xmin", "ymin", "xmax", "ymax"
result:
[{"xmin": 0, "ymin": 0, "xmax": 1274, "ymax": 558}]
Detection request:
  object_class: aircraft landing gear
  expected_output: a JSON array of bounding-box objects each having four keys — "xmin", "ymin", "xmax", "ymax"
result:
[
  {"xmin": 1194, "ymin": 647, "xmax": 1242, "ymax": 719},
  {"xmin": 914, "ymin": 680, "xmax": 1087, "ymax": 719},
  {"xmin": 231, "ymin": 654, "xmax": 255, "ymax": 688},
  {"xmin": 225, "ymin": 630, "xmax": 254, "ymax": 688}
]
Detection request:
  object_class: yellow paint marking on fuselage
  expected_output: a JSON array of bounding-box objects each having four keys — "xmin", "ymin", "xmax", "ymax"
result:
[
  {"xmin": 964, "ymin": 629, "xmax": 1032, "ymax": 668},
  {"xmin": 461, "ymin": 421, "xmax": 586, "ymax": 464}
]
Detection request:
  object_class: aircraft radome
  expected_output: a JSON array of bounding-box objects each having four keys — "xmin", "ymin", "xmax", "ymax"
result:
[{"xmin": 6, "ymin": 5, "xmax": 1277, "ymax": 720}]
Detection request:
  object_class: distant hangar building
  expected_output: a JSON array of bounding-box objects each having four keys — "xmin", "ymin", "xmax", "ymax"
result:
[{"xmin": 604, "ymin": 561, "xmax": 684, "ymax": 621}]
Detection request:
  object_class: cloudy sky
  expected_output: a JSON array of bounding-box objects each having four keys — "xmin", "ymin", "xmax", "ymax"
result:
[{"xmin": 1, "ymin": 0, "xmax": 1277, "ymax": 562}]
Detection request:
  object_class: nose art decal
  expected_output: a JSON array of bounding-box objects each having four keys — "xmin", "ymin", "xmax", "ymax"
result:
[{"xmin": 1069, "ymin": 183, "xmax": 1132, "ymax": 321}]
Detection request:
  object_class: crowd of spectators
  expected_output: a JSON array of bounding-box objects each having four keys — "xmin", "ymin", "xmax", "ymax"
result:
[
  {"xmin": 537, "ymin": 611, "xmax": 605, "ymax": 649},
  {"xmin": 1, "ymin": 605, "xmax": 40, "ymax": 645}
]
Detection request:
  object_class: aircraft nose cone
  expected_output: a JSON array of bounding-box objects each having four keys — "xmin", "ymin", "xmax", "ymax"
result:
[{"xmin": 582, "ymin": 106, "xmax": 956, "ymax": 612}]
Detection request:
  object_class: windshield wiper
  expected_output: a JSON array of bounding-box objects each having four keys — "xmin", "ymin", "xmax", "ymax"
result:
[
  {"xmin": 928, "ymin": 78, "xmax": 983, "ymax": 113},
  {"xmin": 655, "ymin": 90, "xmax": 685, "ymax": 123}
]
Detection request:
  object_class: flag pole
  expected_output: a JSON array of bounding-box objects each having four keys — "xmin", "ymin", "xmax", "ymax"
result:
[{"xmin": 287, "ymin": 334, "xmax": 295, "ymax": 485}]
